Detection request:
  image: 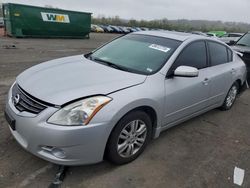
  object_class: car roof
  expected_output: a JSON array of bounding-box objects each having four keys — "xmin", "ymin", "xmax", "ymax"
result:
[{"xmin": 135, "ymin": 30, "xmax": 206, "ymax": 42}]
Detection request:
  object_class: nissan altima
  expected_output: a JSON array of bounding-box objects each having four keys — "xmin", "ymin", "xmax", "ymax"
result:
[{"xmin": 5, "ymin": 31, "xmax": 247, "ymax": 165}]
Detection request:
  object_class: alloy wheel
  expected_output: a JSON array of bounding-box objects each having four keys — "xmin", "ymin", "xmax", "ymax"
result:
[
  {"xmin": 226, "ymin": 85, "xmax": 238, "ymax": 108},
  {"xmin": 117, "ymin": 120, "xmax": 147, "ymax": 158}
]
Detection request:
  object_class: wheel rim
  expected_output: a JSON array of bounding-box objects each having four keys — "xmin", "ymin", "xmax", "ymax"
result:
[
  {"xmin": 226, "ymin": 85, "xmax": 237, "ymax": 107},
  {"xmin": 117, "ymin": 120, "xmax": 147, "ymax": 158}
]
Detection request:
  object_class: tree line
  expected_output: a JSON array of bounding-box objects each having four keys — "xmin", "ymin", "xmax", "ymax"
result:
[{"xmin": 92, "ymin": 16, "xmax": 250, "ymax": 33}]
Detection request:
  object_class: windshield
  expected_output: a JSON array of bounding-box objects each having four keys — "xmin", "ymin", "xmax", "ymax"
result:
[
  {"xmin": 236, "ymin": 33, "xmax": 250, "ymax": 47},
  {"xmin": 90, "ymin": 34, "xmax": 181, "ymax": 75}
]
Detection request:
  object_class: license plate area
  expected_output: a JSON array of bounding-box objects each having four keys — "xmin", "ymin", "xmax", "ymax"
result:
[{"xmin": 4, "ymin": 111, "xmax": 16, "ymax": 131}]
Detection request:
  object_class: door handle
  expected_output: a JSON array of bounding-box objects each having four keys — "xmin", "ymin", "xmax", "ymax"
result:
[
  {"xmin": 202, "ymin": 78, "xmax": 210, "ymax": 85},
  {"xmin": 231, "ymin": 68, "xmax": 236, "ymax": 74}
]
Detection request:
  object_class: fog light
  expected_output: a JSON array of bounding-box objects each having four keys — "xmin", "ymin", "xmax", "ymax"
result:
[
  {"xmin": 41, "ymin": 146, "xmax": 66, "ymax": 159},
  {"xmin": 51, "ymin": 148, "xmax": 66, "ymax": 159}
]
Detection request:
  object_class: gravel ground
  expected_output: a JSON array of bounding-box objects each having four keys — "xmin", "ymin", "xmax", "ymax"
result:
[{"xmin": 0, "ymin": 33, "xmax": 249, "ymax": 188}]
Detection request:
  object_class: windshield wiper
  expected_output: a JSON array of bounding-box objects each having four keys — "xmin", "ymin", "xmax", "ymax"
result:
[
  {"xmin": 92, "ymin": 57, "xmax": 131, "ymax": 72},
  {"xmin": 84, "ymin": 52, "xmax": 93, "ymax": 59}
]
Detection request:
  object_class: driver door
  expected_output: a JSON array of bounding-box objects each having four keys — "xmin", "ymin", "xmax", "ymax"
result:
[{"xmin": 163, "ymin": 41, "xmax": 211, "ymax": 126}]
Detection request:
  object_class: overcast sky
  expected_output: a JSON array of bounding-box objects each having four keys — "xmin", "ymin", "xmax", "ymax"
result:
[{"xmin": 1, "ymin": 0, "xmax": 250, "ymax": 23}]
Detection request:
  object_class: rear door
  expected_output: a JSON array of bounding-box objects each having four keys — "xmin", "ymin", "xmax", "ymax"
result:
[{"xmin": 206, "ymin": 41, "xmax": 234, "ymax": 105}]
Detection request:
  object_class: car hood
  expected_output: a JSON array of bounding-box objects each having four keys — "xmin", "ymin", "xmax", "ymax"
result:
[
  {"xmin": 231, "ymin": 45, "xmax": 250, "ymax": 53},
  {"xmin": 17, "ymin": 55, "xmax": 146, "ymax": 105}
]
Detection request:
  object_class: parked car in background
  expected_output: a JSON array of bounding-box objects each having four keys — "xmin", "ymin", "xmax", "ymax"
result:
[
  {"xmin": 127, "ymin": 27, "xmax": 137, "ymax": 32},
  {"xmin": 220, "ymin": 33, "xmax": 244, "ymax": 44},
  {"xmin": 91, "ymin": 24, "xmax": 104, "ymax": 33},
  {"xmin": 0, "ymin": 17, "xmax": 4, "ymax": 28},
  {"xmin": 118, "ymin": 26, "xmax": 130, "ymax": 33},
  {"xmin": 134, "ymin": 27, "xmax": 142, "ymax": 31},
  {"xmin": 208, "ymin": 31, "xmax": 227, "ymax": 37},
  {"xmin": 206, "ymin": 32, "xmax": 217, "ymax": 38},
  {"xmin": 5, "ymin": 31, "xmax": 247, "ymax": 166},
  {"xmin": 231, "ymin": 31, "xmax": 250, "ymax": 83},
  {"xmin": 141, "ymin": 27, "xmax": 149, "ymax": 31},
  {"xmin": 191, "ymin": 31, "xmax": 208, "ymax": 36},
  {"xmin": 109, "ymin": 25, "xmax": 123, "ymax": 33},
  {"xmin": 99, "ymin": 25, "xmax": 114, "ymax": 33}
]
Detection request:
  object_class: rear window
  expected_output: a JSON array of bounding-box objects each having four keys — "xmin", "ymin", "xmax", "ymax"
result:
[{"xmin": 208, "ymin": 42, "xmax": 228, "ymax": 66}]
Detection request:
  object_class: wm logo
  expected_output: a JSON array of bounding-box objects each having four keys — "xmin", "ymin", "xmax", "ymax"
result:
[{"xmin": 41, "ymin": 12, "xmax": 70, "ymax": 23}]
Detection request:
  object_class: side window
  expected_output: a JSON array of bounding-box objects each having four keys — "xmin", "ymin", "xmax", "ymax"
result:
[
  {"xmin": 208, "ymin": 42, "xmax": 228, "ymax": 66},
  {"xmin": 172, "ymin": 41, "xmax": 207, "ymax": 70}
]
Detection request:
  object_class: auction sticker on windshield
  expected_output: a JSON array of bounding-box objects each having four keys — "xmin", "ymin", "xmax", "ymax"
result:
[{"xmin": 149, "ymin": 44, "xmax": 171, "ymax": 53}]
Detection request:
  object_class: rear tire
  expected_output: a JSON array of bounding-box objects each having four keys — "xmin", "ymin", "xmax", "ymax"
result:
[
  {"xmin": 220, "ymin": 82, "xmax": 239, "ymax": 111},
  {"xmin": 106, "ymin": 111, "xmax": 152, "ymax": 165}
]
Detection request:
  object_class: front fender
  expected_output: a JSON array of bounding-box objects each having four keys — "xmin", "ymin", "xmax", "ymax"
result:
[{"xmin": 90, "ymin": 75, "xmax": 165, "ymax": 138}]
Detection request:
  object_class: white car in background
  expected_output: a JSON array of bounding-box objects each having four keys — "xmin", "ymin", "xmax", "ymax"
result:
[
  {"xmin": 220, "ymin": 33, "xmax": 244, "ymax": 44},
  {"xmin": 206, "ymin": 33, "xmax": 217, "ymax": 38}
]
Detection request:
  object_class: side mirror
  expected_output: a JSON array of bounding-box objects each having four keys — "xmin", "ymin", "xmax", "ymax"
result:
[
  {"xmin": 174, "ymin": 66, "xmax": 199, "ymax": 77},
  {"xmin": 229, "ymin": 40, "xmax": 236, "ymax": 46}
]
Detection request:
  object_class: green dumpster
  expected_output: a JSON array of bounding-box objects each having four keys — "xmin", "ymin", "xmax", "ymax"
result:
[{"xmin": 2, "ymin": 3, "xmax": 92, "ymax": 38}]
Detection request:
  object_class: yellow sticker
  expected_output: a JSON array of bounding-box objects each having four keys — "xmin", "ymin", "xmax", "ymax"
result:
[{"xmin": 14, "ymin": 13, "xmax": 20, "ymax": 17}]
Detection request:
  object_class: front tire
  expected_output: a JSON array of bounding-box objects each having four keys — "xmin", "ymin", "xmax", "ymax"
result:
[
  {"xmin": 220, "ymin": 82, "xmax": 239, "ymax": 110},
  {"xmin": 106, "ymin": 111, "xmax": 152, "ymax": 165}
]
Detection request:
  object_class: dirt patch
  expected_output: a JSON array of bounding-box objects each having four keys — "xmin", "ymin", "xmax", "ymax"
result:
[{"xmin": 0, "ymin": 28, "xmax": 5, "ymax": 37}]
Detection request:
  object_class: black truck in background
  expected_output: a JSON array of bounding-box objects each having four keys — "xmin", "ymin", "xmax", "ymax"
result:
[{"xmin": 230, "ymin": 32, "xmax": 250, "ymax": 83}]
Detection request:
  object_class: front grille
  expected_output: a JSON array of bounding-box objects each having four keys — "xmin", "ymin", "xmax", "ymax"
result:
[{"xmin": 12, "ymin": 84, "xmax": 49, "ymax": 114}]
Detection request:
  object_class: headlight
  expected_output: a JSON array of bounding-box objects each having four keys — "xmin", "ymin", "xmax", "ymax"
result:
[{"xmin": 47, "ymin": 96, "xmax": 112, "ymax": 126}]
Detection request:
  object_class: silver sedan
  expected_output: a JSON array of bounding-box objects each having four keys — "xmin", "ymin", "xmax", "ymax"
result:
[{"xmin": 5, "ymin": 31, "xmax": 247, "ymax": 165}]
